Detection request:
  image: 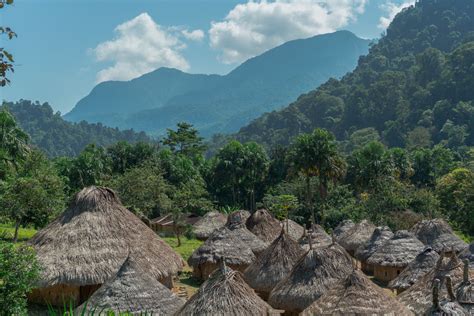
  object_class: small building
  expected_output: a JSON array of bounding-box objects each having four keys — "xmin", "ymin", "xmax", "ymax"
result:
[
  {"xmin": 332, "ymin": 219, "xmax": 355, "ymax": 239},
  {"xmin": 456, "ymin": 260, "xmax": 474, "ymax": 313},
  {"xmin": 284, "ymin": 219, "xmax": 305, "ymax": 241},
  {"xmin": 246, "ymin": 209, "xmax": 281, "ymax": 243},
  {"xmin": 354, "ymin": 226, "xmax": 393, "ymax": 274},
  {"xmin": 366, "ymin": 230, "xmax": 425, "ymax": 283},
  {"xmin": 299, "ymin": 224, "xmax": 332, "ymax": 251},
  {"xmin": 151, "ymin": 213, "xmax": 201, "ymax": 236},
  {"xmin": 192, "ymin": 211, "xmax": 227, "ymax": 240},
  {"xmin": 411, "ymin": 218, "xmax": 467, "ymax": 254},
  {"xmin": 425, "ymin": 278, "xmax": 468, "ymax": 316},
  {"xmin": 336, "ymin": 219, "xmax": 376, "ymax": 256},
  {"xmin": 460, "ymin": 242, "xmax": 473, "ymax": 265}
]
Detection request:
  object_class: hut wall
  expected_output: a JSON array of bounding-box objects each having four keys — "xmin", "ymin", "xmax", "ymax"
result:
[
  {"xmin": 361, "ymin": 261, "xmax": 374, "ymax": 275},
  {"xmin": 28, "ymin": 284, "xmax": 80, "ymax": 307},
  {"xmin": 158, "ymin": 274, "xmax": 174, "ymax": 289},
  {"xmin": 373, "ymin": 265, "xmax": 405, "ymax": 283},
  {"xmin": 192, "ymin": 262, "xmax": 248, "ymax": 280}
]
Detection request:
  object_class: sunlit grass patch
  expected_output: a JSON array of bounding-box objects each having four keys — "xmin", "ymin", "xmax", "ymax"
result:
[
  {"xmin": 163, "ymin": 236, "xmax": 203, "ymax": 261},
  {"xmin": 0, "ymin": 223, "xmax": 37, "ymax": 242}
]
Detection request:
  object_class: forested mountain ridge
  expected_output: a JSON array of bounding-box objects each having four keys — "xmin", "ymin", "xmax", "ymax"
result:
[
  {"xmin": 235, "ymin": 0, "xmax": 474, "ymax": 151},
  {"xmin": 1, "ymin": 100, "xmax": 152, "ymax": 157},
  {"xmin": 65, "ymin": 31, "xmax": 370, "ymax": 137}
]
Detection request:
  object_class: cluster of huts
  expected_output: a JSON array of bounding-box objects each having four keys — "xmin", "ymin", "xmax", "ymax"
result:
[{"xmin": 27, "ymin": 186, "xmax": 474, "ymax": 315}]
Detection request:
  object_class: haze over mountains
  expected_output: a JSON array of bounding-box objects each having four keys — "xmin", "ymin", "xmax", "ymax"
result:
[{"xmin": 65, "ymin": 31, "xmax": 370, "ymax": 137}]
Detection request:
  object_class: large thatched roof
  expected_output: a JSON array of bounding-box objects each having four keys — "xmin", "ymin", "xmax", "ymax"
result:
[
  {"xmin": 425, "ymin": 278, "xmax": 468, "ymax": 316},
  {"xmin": 333, "ymin": 219, "xmax": 354, "ymax": 238},
  {"xmin": 299, "ymin": 224, "xmax": 332, "ymax": 251},
  {"xmin": 388, "ymin": 247, "xmax": 440, "ymax": 291},
  {"xmin": 268, "ymin": 243, "xmax": 353, "ymax": 313},
  {"xmin": 29, "ymin": 186, "xmax": 184, "ymax": 288},
  {"xmin": 246, "ymin": 209, "xmax": 281, "ymax": 243},
  {"xmin": 354, "ymin": 226, "xmax": 393, "ymax": 262},
  {"xmin": 76, "ymin": 256, "xmax": 184, "ymax": 315},
  {"xmin": 411, "ymin": 219, "xmax": 467, "ymax": 253},
  {"xmin": 337, "ymin": 219, "xmax": 376, "ymax": 253},
  {"xmin": 301, "ymin": 270, "xmax": 413, "ymax": 315},
  {"xmin": 193, "ymin": 211, "xmax": 227, "ymax": 240},
  {"xmin": 283, "ymin": 219, "xmax": 305, "ymax": 241},
  {"xmin": 244, "ymin": 229, "xmax": 305, "ymax": 295},
  {"xmin": 367, "ymin": 230, "xmax": 425, "ymax": 268},
  {"xmin": 456, "ymin": 260, "xmax": 474, "ymax": 312},
  {"xmin": 176, "ymin": 261, "xmax": 279, "ymax": 315}
]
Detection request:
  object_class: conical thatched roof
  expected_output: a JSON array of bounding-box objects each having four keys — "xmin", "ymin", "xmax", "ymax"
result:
[
  {"xmin": 388, "ymin": 247, "xmax": 440, "ymax": 291},
  {"xmin": 246, "ymin": 209, "xmax": 281, "ymax": 243},
  {"xmin": 29, "ymin": 186, "xmax": 184, "ymax": 288},
  {"xmin": 76, "ymin": 256, "xmax": 184, "ymax": 315},
  {"xmin": 227, "ymin": 210, "xmax": 251, "ymax": 228},
  {"xmin": 337, "ymin": 219, "xmax": 376, "ymax": 253},
  {"xmin": 176, "ymin": 261, "xmax": 279, "ymax": 316},
  {"xmin": 283, "ymin": 219, "xmax": 305, "ymax": 241},
  {"xmin": 367, "ymin": 230, "xmax": 425, "ymax": 268},
  {"xmin": 333, "ymin": 219, "xmax": 355, "ymax": 238},
  {"xmin": 301, "ymin": 270, "xmax": 413, "ymax": 315},
  {"xmin": 460, "ymin": 242, "xmax": 473, "ymax": 265},
  {"xmin": 354, "ymin": 225, "xmax": 394, "ymax": 262},
  {"xmin": 411, "ymin": 219, "xmax": 467, "ymax": 254},
  {"xmin": 244, "ymin": 229, "xmax": 305, "ymax": 295},
  {"xmin": 425, "ymin": 278, "xmax": 468, "ymax": 316},
  {"xmin": 299, "ymin": 224, "xmax": 332, "ymax": 251},
  {"xmin": 398, "ymin": 253, "xmax": 474, "ymax": 314},
  {"xmin": 456, "ymin": 260, "xmax": 474, "ymax": 312},
  {"xmin": 268, "ymin": 243, "xmax": 354, "ymax": 313},
  {"xmin": 193, "ymin": 211, "xmax": 227, "ymax": 240}
]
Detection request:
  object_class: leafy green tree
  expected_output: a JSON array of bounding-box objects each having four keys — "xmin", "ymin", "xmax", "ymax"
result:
[
  {"xmin": 241, "ymin": 142, "xmax": 269, "ymax": 211},
  {"xmin": 0, "ymin": 0, "xmax": 16, "ymax": 87},
  {"xmin": 263, "ymin": 194, "xmax": 298, "ymax": 230},
  {"xmin": 0, "ymin": 109, "xmax": 29, "ymax": 179},
  {"xmin": 162, "ymin": 122, "xmax": 206, "ymax": 159},
  {"xmin": 107, "ymin": 141, "xmax": 157, "ymax": 174}
]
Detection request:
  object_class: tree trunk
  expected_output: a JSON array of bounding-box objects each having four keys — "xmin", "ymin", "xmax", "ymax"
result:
[
  {"xmin": 13, "ymin": 220, "xmax": 20, "ymax": 243},
  {"xmin": 174, "ymin": 225, "xmax": 182, "ymax": 247},
  {"xmin": 318, "ymin": 181, "xmax": 328, "ymax": 226},
  {"xmin": 306, "ymin": 176, "xmax": 316, "ymax": 225}
]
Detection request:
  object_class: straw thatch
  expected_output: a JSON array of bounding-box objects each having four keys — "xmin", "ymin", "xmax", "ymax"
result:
[
  {"xmin": 283, "ymin": 219, "xmax": 305, "ymax": 241},
  {"xmin": 176, "ymin": 261, "xmax": 280, "ymax": 316},
  {"xmin": 398, "ymin": 253, "xmax": 474, "ymax": 314},
  {"xmin": 301, "ymin": 269, "xmax": 413, "ymax": 316},
  {"xmin": 299, "ymin": 224, "xmax": 332, "ymax": 251},
  {"xmin": 425, "ymin": 278, "xmax": 468, "ymax": 316},
  {"xmin": 268, "ymin": 243, "xmax": 354, "ymax": 314},
  {"xmin": 333, "ymin": 219, "xmax": 354, "ymax": 238},
  {"xmin": 354, "ymin": 225, "xmax": 393, "ymax": 273},
  {"xmin": 28, "ymin": 186, "xmax": 184, "ymax": 305},
  {"xmin": 388, "ymin": 247, "xmax": 440, "ymax": 292},
  {"xmin": 246, "ymin": 209, "xmax": 281, "ymax": 243},
  {"xmin": 337, "ymin": 219, "xmax": 376, "ymax": 255},
  {"xmin": 411, "ymin": 219, "xmax": 468, "ymax": 254},
  {"xmin": 227, "ymin": 210, "xmax": 251, "ymax": 227},
  {"xmin": 76, "ymin": 256, "xmax": 184, "ymax": 315},
  {"xmin": 193, "ymin": 211, "xmax": 227, "ymax": 240},
  {"xmin": 244, "ymin": 229, "xmax": 305, "ymax": 298},
  {"xmin": 460, "ymin": 242, "xmax": 473, "ymax": 266},
  {"xmin": 456, "ymin": 260, "xmax": 474, "ymax": 313}
]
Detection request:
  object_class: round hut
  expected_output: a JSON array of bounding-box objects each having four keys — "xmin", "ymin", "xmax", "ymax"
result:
[
  {"xmin": 354, "ymin": 226, "xmax": 393, "ymax": 274},
  {"xmin": 227, "ymin": 209, "xmax": 251, "ymax": 226},
  {"xmin": 244, "ymin": 229, "xmax": 305, "ymax": 299},
  {"xmin": 299, "ymin": 224, "xmax": 332, "ymax": 251},
  {"xmin": 27, "ymin": 186, "xmax": 184, "ymax": 307},
  {"xmin": 300, "ymin": 270, "xmax": 413, "ymax": 316},
  {"xmin": 193, "ymin": 211, "xmax": 227, "ymax": 240},
  {"xmin": 336, "ymin": 219, "xmax": 376, "ymax": 256},
  {"xmin": 268, "ymin": 243, "xmax": 354, "ymax": 314},
  {"xmin": 411, "ymin": 219, "xmax": 467, "ymax": 254},
  {"xmin": 283, "ymin": 219, "xmax": 305, "ymax": 241},
  {"xmin": 333, "ymin": 219, "xmax": 355, "ymax": 239},
  {"xmin": 456, "ymin": 260, "xmax": 474, "ymax": 313},
  {"xmin": 388, "ymin": 247, "xmax": 440, "ymax": 294},
  {"xmin": 460, "ymin": 242, "xmax": 473, "ymax": 265},
  {"xmin": 425, "ymin": 278, "xmax": 468, "ymax": 316},
  {"xmin": 76, "ymin": 256, "xmax": 185, "ymax": 315},
  {"xmin": 246, "ymin": 209, "xmax": 281, "ymax": 243},
  {"xmin": 176, "ymin": 260, "xmax": 280, "ymax": 316},
  {"xmin": 366, "ymin": 230, "xmax": 425, "ymax": 283}
]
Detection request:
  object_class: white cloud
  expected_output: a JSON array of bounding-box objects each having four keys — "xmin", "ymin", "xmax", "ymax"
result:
[
  {"xmin": 209, "ymin": 0, "xmax": 369, "ymax": 64},
  {"xmin": 181, "ymin": 29, "xmax": 205, "ymax": 41},
  {"xmin": 378, "ymin": 0, "xmax": 415, "ymax": 29},
  {"xmin": 93, "ymin": 13, "xmax": 190, "ymax": 83}
]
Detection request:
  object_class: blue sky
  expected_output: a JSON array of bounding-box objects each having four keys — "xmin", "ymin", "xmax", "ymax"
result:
[{"xmin": 0, "ymin": 0, "xmax": 414, "ymax": 114}]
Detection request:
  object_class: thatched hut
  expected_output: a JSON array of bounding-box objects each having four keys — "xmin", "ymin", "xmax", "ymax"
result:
[
  {"xmin": 76, "ymin": 256, "xmax": 184, "ymax": 315},
  {"xmin": 300, "ymin": 270, "xmax": 413, "ymax": 315},
  {"xmin": 283, "ymin": 219, "xmax": 305, "ymax": 241},
  {"xmin": 336, "ymin": 219, "xmax": 376, "ymax": 256},
  {"xmin": 244, "ymin": 229, "xmax": 305, "ymax": 299},
  {"xmin": 460, "ymin": 242, "xmax": 473, "ymax": 265},
  {"xmin": 388, "ymin": 247, "xmax": 440, "ymax": 293},
  {"xmin": 366, "ymin": 230, "xmax": 425, "ymax": 283},
  {"xmin": 332, "ymin": 219, "xmax": 354, "ymax": 239},
  {"xmin": 411, "ymin": 219, "xmax": 467, "ymax": 254},
  {"xmin": 27, "ymin": 186, "xmax": 184, "ymax": 307},
  {"xmin": 354, "ymin": 226, "xmax": 393, "ymax": 274},
  {"xmin": 299, "ymin": 224, "xmax": 332, "ymax": 251},
  {"xmin": 456, "ymin": 260, "xmax": 474, "ymax": 313},
  {"xmin": 246, "ymin": 209, "xmax": 281, "ymax": 243},
  {"xmin": 151, "ymin": 213, "xmax": 201, "ymax": 236},
  {"xmin": 193, "ymin": 211, "xmax": 227, "ymax": 240},
  {"xmin": 176, "ymin": 260, "xmax": 281, "ymax": 316},
  {"xmin": 425, "ymin": 277, "xmax": 468, "ymax": 316},
  {"xmin": 268, "ymin": 243, "xmax": 353, "ymax": 314},
  {"xmin": 227, "ymin": 209, "xmax": 251, "ymax": 227}
]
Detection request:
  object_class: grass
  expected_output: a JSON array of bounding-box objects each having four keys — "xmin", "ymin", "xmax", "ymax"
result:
[
  {"xmin": 0, "ymin": 223, "xmax": 37, "ymax": 242},
  {"xmin": 162, "ymin": 236, "xmax": 203, "ymax": 261}
]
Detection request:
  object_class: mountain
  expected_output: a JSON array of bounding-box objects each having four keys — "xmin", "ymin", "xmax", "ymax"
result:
[
  {"xmin": 2, "ymin": 100, "xmax": 153, "ymax": 157},
  {"xmin": 235, "ymin": 0, "xmax": 474, "ymax": 151},
  {"xmin": 65, "ymin": 31, "xmax": 370, "ymax": 136}
]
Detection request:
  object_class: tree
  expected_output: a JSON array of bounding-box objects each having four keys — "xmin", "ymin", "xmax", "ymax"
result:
[
  {"xmin": 0, "ymin": 110, "xmax": 29, "ymax": 179},
  {"xmin": 0, "ymin": 0, "xmax": 16, "ymax": 87},
  {"xmin": 162, "ymin": 122, "xmax": 206, "ymax": 159},
  {"xmin": 263, "ymin": 194, "xmax": 298, "ymax": 231},
  {"xmin": 241, "ymin": 142, "xmax": 269, "ymax": 211}
]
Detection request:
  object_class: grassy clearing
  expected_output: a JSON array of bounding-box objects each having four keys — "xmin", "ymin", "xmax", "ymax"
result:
[
  {"xmin": 162, "ymin": 236, "xmax": 203, "ymax": 261},
  {"xmin": 0, "ymin": 223, "xmax": 37, "ymax": 242}
]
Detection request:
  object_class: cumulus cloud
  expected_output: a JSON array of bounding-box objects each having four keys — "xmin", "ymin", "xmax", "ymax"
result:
[
  {"xmin": 181, "ymin": 29, "xmax": 205, "ymax": 41},
  {"xmin": 378, "ymin": 0, "xmax": 415, "ymax": 29},
  {"xmin": 93, "ymin": 13, "xmax": 190, "ymax": 83},
  {"xmin": 209, "ymin": 0, "xmax": 369, "ymax": 64}
]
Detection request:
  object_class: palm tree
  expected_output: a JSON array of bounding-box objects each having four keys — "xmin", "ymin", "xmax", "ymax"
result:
[{"xmin": 0, "ymin": 109, "xmax": 29, "ymax": 179}]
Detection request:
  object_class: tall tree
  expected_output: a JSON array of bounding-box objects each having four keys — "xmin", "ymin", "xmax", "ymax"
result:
[
  {"xmin": 0, "ymin": 0, "xmax": 16, "ymax": 87},
  {"xmin": 0, "ymin": 110, "xmax": 29, "ymax": 179},
  {"xmin": 162, "ymin": 122, "xmax": 206, "ymax": 159}
]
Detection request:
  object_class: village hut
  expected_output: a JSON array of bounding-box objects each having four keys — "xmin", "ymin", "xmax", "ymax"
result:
[
  {"xmin": 336, "ymin": 219, "xmax": 376, "ymax": 256},
  {"xmin": 76, "ymin": 256, "xmax": 184, "ymax": 315},
  {"xmin": 456, "ymin": 259, "xmax": 474, "ymax": 313},
  {"xmin": 425, "ymin": 278, "xmax": 468, "ymax": 316},
  {"xmin": 192, "ymin": 211, "xmax": 227, "ymax": 240},
  {"xmin": 300, "ymin": 269, "xmax": 413, "ymax": 315},
  {"xmin": 268, "ymin": 243, "xmax": 354, "ymax": 314},
  {"xmin": 244, "ymin": 228, "xmax": 305, "ymax": 299},
  {"xmin": 411, "ymin": 219, "xmax": 467, "ymax": 254},
  {"xmin": 283, "ymin": 219, "xmax": 305, "ymax": 241},
  {"xmin": 366, "ymin": 230, "xmax": 425, "ymax": 283},
  {"xmin": 176, "ymin": 260, "xmax": 281, "ymax": 316},
  {"xmin": 27, "ymin": 186, "xmax": 184, "ymax": 307},
  {"xmin": 460, "ymin": 242, "xmax": 474, "ymax": 265},
  {"xmin": 332, "ymin": 219, "xmax": 355, "ymax": 239},
  {"xmin": 246, "ymin": 209, "xmax": 281, "ymax": 243},
  {"xmin": 150, "ymin": 213, "xmax": 201, "ymax": 236},
  {"xmin": 299, "ymin": 224, "xmax": 332, "ymax": 251},
  {"xmin": 398, "ymin": 253, "xmax": 474, "ymax": 314},
  {"xmin": 227, "ymin": 209, "xmax": 251, "ymax": 227},
  {"xmin": 388, "ymin": 247, "xmax": 440, "ymax": 293},
  {"xmin": 354, "ymin": 225, "xmax": 394, "ymax": 274}
]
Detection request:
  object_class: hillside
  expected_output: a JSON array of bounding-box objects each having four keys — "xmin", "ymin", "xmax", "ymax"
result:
[
  {"xmin": 1, "ymin": 100, "xmax": 152, "ymax": 157},
  {"xmin": 65, "ymin": 31, "xmax": 370, "ymax": 136},
  {"xmin": 235, "ymin": 0, "xmax": 474, "ymax": 151}
]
